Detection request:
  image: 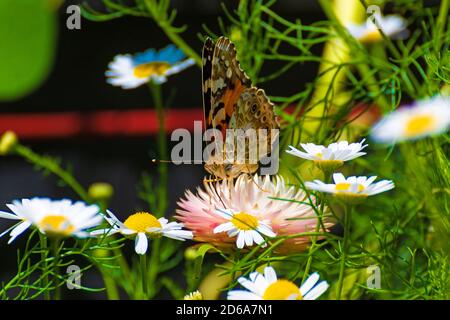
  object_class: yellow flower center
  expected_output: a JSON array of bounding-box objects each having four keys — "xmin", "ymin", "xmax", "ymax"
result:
[
  {"xmin": 133, "ymin": 62, "xmax": 171, "ymax": 78},
  {"xmin": 361, "ymin": 29, "xmax": 382, "ymax": 42},
  {"xmin": 184, "ymin": 291, "xmax": 203, "ymax": 300},
  {"xmin": 404, "ymin": 114, "xmax": 436, "ymax": 137},
  {"xmin": 39, "ymin": 215, "xmax": 75, "ymax": 236},
  {"xmin": 335, "ymin": 183, "xmax": 365, "ymax": 193},
  {"xmin": 124, "ymin": 212, "xmax": 161, "ymax": 232},
  {"xmin": 231, "ymin": 212, "xmax": 259, "ymax": 231},
  {"xmin": 262, "ymin": 279, "xmax": 302, "ymax": 300}
]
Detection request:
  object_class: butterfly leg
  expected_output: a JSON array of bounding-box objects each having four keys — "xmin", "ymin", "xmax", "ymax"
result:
[{"xmin": 246, "ymin": 172, "xmax": 270, "ymax": 193}]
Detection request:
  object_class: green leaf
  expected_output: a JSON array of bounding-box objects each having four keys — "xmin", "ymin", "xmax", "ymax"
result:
[
  {"xmin": 193, "ymin": 244, "xmax": 221, "ymax": 283},
  {"xmin": 0, "ymin": 0, "xmax": 57, "ymax": 101}
]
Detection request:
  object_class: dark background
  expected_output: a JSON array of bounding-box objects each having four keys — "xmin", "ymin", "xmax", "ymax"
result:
[{"xmin": 0, "ymin": 0, "xmax": 326, "ymax": 298}]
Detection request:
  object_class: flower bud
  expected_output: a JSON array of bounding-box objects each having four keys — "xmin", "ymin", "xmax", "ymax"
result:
[
  {"xmin": 88, "ymin": 182, "xmax": 114, "ymax": 201},
  {"xmin": 0, "ymin": 131, "xmax": 18, "ymax": 155}
]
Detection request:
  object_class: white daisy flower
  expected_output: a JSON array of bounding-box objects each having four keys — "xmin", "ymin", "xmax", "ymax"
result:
[
  {"xmin": 371, "ymin": 96, "xmax": 450, "ymax": 144},
  {"xmin": 91, "ymin": 210, "xmax": 193, "ymax": 255},
  {"xmin": 228, "ymin": 266, "xmax": 329, "ymax": 300},
  {"xmin": 106, "ymin": 44, "xmax": 195, "ymax": 89},
  {"xmin": 305, "ymin": 173, "xmax": 394, "ymax": 202},
  {"xmin": 346, "ymin": 14, "xmax": 408, "ymax": 42},
  {"xmin": 213, "ymin": 209, "xmax": 276, "ymax": 249},
  {"xmin": 286, "ymin": 139, "xmax": 367, "ymax": 172},
  {"xmin": 0, "ymin": 198, "xmax": 103, "ymax": 242}
]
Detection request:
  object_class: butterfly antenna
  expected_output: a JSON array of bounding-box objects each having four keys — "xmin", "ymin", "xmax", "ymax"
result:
[{"xmin": 152, "ymin": 159, "xmax": 205, "ymax": 164}]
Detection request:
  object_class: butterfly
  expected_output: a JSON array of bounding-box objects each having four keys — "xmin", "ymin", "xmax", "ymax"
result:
[{"xmin": 202, "ymin": 36, "xmax": 280, "ymax": 180}]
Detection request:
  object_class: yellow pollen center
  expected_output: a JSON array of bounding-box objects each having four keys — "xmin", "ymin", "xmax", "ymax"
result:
[
  {"xmin": 231, "ymin": 212, "xmax": 259, "ymax": 231},
  {"xmin": 335, "ymin": 183, "xmax": 365, "ymax": 193},
  {"xmin": 262, "ymin": 280, "xmax": 302, "ymax": 300},
  {"xmin": 361, "ymin": 29, "xmax": 382, "ymax": 42},
  {"xmin": 404, "ymin": 114, "xmax": 436, "ymax": 137},
  {"xmin": 315, "ymin": 152, "xmax": 323, "ymax": 158},
  {"xmin": 39, "ymin": 215, "xmax": 74, "ymax": 236},
  {"xmin": 124, "ymin": 212, "xmax": 161, "ymax": 232},
  {"xmin": 133, "ymin": 62, "xmax": 171, "ymax": 78}
]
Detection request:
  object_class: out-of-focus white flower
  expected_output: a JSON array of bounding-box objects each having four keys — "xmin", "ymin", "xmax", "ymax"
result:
[
  {"xmin": 346, "ymin": 14, "xmax": 408, "ymax": 42},
  {"xmin": 371, "ymin": 96, "xmax": 450, "ymax": 143},
  {"xmin": 306, "ymin": 173, "xmax": 394, "ymax": 203}
]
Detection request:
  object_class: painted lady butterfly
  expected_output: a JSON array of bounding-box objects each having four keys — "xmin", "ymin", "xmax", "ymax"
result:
[{"xmin": 202, "ymin": 37, "xmax": 279, "ymax": 180}]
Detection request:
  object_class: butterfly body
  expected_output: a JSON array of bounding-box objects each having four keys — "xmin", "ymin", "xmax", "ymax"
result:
[{"xmin": 202, "ymin": 37, "xmax": 279, "ymax": 180}]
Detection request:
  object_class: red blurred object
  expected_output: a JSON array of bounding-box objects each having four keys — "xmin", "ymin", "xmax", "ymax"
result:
[
  {"xmin": 347, "ymin": 103, "xmax": 381, "ymax": 128},
  {"xmin": 0, "ymin": 109, "xmax": 204, "ymax": 140},
  {"xmin": 0, "ymin": 104, "xmax": 347, "ymax": 140}
]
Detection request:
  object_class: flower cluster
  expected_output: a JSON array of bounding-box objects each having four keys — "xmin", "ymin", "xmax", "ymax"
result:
[
  {"xmin": 0, "ymin": 198, "xmax": 192, "ymax": 256},
  {"xmin": 287, "ymin": 139, "xmax": 394, "ymax": 202},
  {"xmin": 176, "ymin": 175, "xmax": 334, "ymax": 253}
]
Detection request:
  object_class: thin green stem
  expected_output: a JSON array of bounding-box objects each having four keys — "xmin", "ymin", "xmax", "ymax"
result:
[
  {"xmin": 12, "ymin": 144, "xmax": 91, "ymax": 202},
  {"xmin": 302, "ymin": 193, "xmax": 327, "ymax": 283},
  {"xmin": 51, "ymin": 239, "xmax": 61, "ymax": 300},
  {"xmin": 337, "ymin": 204, "xmax": 352, "ymax": 300},
  {"xmin": 100, "ymin": 270, "xmax": 120, "ymax": 300},
  {"xmin": 39, "ymin": 234, "xmax": 51, "ymax": 300},
  {"xmin": 147, "ymin": 238, "xmax": 161, "ymax": 298},
  {"xmin": 144, "ymin": 0, "xmax": 201, "ymax": 66},
  {"xmin": 435, "ymin": 0, "xmax": 449, "ymax": 52},
  {"xmin": 355, "ymin": 63, "xmax": 390, "ymax": 111},
  {"xmin": 140, "ymin": 254, "xmax": 148, "ymax": 298}
]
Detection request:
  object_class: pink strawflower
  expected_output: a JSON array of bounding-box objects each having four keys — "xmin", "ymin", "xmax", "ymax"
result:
[{"xmin": 176, "ymin": 175, "xmax": 334, "ymax": 253}]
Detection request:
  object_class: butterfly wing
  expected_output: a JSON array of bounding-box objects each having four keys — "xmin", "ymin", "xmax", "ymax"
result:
[
  {"xmin": 202, "ymin": 37, "xmax": 215, "ymax": 130},
  {"xmin": 235, "ymin": 87, "xmax": 279, "ymax": 161},
  {"xmin": 209, "ymin": 37, "xmax": 252, "ymax": 135},
  {"xmin": 202, "ymin": 36, "xmax": 279, "ymax": 179}
]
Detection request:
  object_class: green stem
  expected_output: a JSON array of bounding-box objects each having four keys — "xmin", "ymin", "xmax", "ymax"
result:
[
  {"xmin": 144, "ymin": 0, "xmax": 201, "ymax": 66},
  {"xmin": 355, "ymin": 63, "xmax": 390, "ymax": 111},
  {"xmin": 435, "ymin": 0, "xmax": 449, "ymax": 52},
  {"xmin": 100, "ymin": 270, "xmax": 120, "ymax": 300},
  {"xmin": 51, "ymin": 239, "xmax": 61, "ymax": 300},
  {"xmin": 147, "ymin": 238, "xmax": 161, "ymax": 298},
  {"xmin": 302, "ymin": 194, "xmax": 327, "ymax": 282},
  {"xmin": 39, "ymin": 234, "xmax": 51, "ymax": 300},
  {"xmin": 146, "ymin": 81, "xmax": 167, "ymax": 299},
  {"xmin": 140, "ymin": 254, "xmax": 148, "ymax": 299},
  {"xmin": 13, "ymin": 144, "xmax": 91, "ymax": 202},
  {"xmin": 337, "ymin": 204, "xmax": 352, "ymax": 300}
]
